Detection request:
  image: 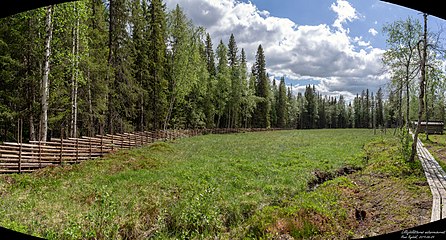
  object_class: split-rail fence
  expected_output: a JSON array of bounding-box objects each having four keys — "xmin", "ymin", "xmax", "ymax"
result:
[{"xmin": 0, "ymin": 128, "xmax": 276, "ymax": 174}]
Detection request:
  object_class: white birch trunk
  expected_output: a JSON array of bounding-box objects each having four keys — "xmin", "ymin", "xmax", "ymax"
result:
[
  {"xmin": 70, "ymin": 3, "xmax": 79, "ymax": 138},
  {"xmin": 40, "ymin": 5, "xmax": 53, "ymax": 142}
]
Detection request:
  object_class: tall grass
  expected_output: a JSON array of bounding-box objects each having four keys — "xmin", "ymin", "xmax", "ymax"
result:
[{"xmin": 0, "ymin": 129, "xmax": 388, "ymax": 239}]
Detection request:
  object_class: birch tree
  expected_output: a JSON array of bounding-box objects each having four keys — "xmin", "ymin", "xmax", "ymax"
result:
[
  {"xmin": 40, "ymin": 5, "xmax": 53, "ymax": 142},
  {"xmin": 70, "ymin": 2, "xmax": 80, "ymax": 138},
  {"xmin": 165, "ymin": 4, "xmax": 194, "ymax": 129},
  {"xmin": 383, "ymin": 17, "xmax": 421, "ymax": 130},
  {"xmin": 410, "ymin": 13, "xmax": 428, "ymax": 162}
]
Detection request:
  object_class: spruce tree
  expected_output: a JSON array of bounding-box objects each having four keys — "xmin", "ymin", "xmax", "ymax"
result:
[
  {"xmin": 253, "ymin": 45, "xmax": 270, "ymax": 128},
  {"xmin": 303, "ymin": 85, "xmax": 316, "ymax": 129},
  {"xmin": 376, "ymin": 87, "xmax": 384, "ymax": 127},
  {"xmin": 215, "ymin": 40, "xmax": 230, "ymax": 128},
  {"xmin": 277, "ymin": 77, "xmax": 287, "ymax": 128},
  {"xmin": 108, "ymin": 0, "xmax": 139, "ymax": 133},
  {"xmin": 147, "ymin": 0, "xmax": 168, "ymax": 130},
  {"xmin": 84, "ymin": 0, "xmax": 109, "ymax": 136},
  {"xmin": 204, "ymin": 33, "xmax": 216, "ymax": 128},
  {"xmin": 130, "ymin": 0, "xmax": 150, "ymax": 131},
  {"xmin": 227, "ymin": 34, "xmax": 241, "ymax": 128}
]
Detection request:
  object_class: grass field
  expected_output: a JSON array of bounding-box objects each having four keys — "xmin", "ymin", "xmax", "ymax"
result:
[
  {"xmin": 0, "ymin": 129, "xmax": 427, "ymax": 239},
  {"xmin": 419, "ymin": 133, "xmax": 446, "ymax": 170}
]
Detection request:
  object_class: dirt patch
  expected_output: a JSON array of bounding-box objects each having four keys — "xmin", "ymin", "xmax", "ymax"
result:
[
  {"xmin": 302, "ymin": 167, "xmax": 431, "ymax": 239},
  {"xmin": 342, "ymin": 173, "xmax": 431, "ymax": 238},
  {"xmin": 307, "ymin": 166, "xmax": 361, "ymax": 191}
]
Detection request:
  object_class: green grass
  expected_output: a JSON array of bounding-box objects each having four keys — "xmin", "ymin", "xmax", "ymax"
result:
[
  {"xmin": 0, "ymin": 129, "xmax": 391, "ymax": 239},
  {"xmin": 418, "ymin": 133, "xmax": 446, "ymax": 171}
]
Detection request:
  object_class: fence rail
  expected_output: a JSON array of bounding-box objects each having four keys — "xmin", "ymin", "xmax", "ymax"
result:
[{"xmin": 0, "ymin": 128, "xmax": 281, "ymax": 174}]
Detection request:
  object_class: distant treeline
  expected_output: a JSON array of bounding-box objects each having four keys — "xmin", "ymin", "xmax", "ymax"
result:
[
  {"xmin": 1, "ymin": 0, "xmax": 445, "ymax": 143},
  {"xmin": 286, "ymin": 85, "xmax": 389, "ymax": 130}
]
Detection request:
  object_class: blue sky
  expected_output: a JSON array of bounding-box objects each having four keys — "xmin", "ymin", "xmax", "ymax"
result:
[
  {"xmin": 243, "ymin": 0, "xmax": 434, "ymax": 49},
  {"xmin": 164, "ymin": 0, "xmax": 445, "ymax": 101}
]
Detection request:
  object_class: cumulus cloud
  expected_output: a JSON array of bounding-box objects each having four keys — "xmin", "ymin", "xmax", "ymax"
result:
[
  {"xmin": 368, "ymin": 28, "xmax": 378, "ymax": 36},
  {"xmin": 165, "ymin": 0, "xmax": 387, "ymax": 101},
  {"xmin": 330, "ymin": 0, "xmax": 360, "ymax": 32},
  {"xmin": 353, "ymin": 36, "xmax": 371, "ymax": 47}
]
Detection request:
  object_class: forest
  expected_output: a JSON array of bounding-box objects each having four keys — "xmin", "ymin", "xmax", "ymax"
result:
[{"xmin": 0, "ymin": 0, "xmax": 445, "ymax": 143}]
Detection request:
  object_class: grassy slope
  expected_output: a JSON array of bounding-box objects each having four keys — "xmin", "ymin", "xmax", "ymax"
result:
[
  {"xmin": 418, "ymin": 133, "xmax": 446, "ymax": 170},
  {"xmin": 345, "ymin": 137, "xmax": 431, "ymax": 238},
  {"xmin": 0, "ymin": 129, "xmax": 427, "ymax": 239}
]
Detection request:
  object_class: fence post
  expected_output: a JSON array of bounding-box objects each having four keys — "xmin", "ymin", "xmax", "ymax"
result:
[
  {"xmin": 100, "ymin": 134, "xmax": 104, "ymax": 156},
  {"xmin": 89, "ymin": 137, "xmax": 92, "ymax": 159},
  {"xmin": 111, "ymin": 134, "xmax": 114, "ymax": 152},
  {"xmin": 76, "ymin": 138, "xmax": 79, "ymax": 164},
  {"xmin": 128, "ymin": 134, "xmax": 131, "ymax": 148},
  {"xmin": 60, "ymin": 128, "xmax": 64, "ymax": 165},
  {"xmin": 38, "ymin": 142, "xmax": 42, "ymax": 169},
  {"xmin": 17, "ymin": 118, "xmax": 22, "ymax": 173}
]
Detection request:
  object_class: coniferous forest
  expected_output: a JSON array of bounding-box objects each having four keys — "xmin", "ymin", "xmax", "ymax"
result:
[{"xmin": 0, "ymin": 0, "xmax": 444, "ymax": 143}]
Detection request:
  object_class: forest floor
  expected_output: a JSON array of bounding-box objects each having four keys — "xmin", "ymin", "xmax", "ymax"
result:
[{"xmin": 0, "ymin": 129, "xmax": 432, "ymax": 239}]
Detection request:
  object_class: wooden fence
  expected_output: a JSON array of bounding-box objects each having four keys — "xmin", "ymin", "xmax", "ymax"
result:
[{"xmin": 0, "ymin": 128, "xmax": 280, "ymax": 174}]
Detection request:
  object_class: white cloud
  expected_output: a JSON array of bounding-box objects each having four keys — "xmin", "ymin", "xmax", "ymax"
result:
[
  {"xmin": 353, "ymin": 36, "xmax": 371, "ymax": 47},
  {"xmin": 330, "ymin": 0, "xmax": 360, "ymax": 32},
  {"xmin": 368, "ymin": 28, "xmax": 378, "ymax": 36},
  {"xmin": 165, "ymin": 0, "xmax": 387, "ymax": 100}
]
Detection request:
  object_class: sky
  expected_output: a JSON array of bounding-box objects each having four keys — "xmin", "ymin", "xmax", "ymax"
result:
[{"xmin": 164, "ymin": 0, "xmax": 445, "ymax": 102}]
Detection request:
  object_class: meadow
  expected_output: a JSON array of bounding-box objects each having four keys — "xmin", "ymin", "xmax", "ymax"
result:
[{"xmin": 0, "ymin": 129, "xmax": 427, "ymax": 239}]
